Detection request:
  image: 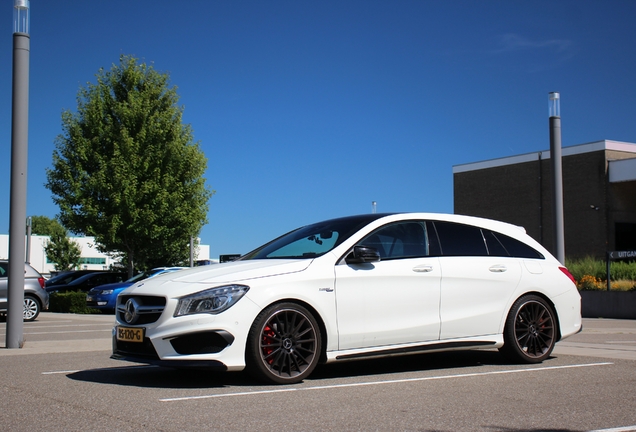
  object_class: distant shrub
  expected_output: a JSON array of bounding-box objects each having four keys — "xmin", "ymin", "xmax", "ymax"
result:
[
  {"xmin": 577, "ymin": 274, "xmax": 603, "ymax": 290},
  {"xmin": 610, "ymin": 280, "xmax": 636, "ymax": 291},
  {"xmin": 566, "ymin": 257, "xmax": 606, "ymax": 281},
  {"xmin": 48, "ymin": 291, "xmax": 101, "ymax": 314},
  {"xmin": 566, "ymin": 257, "xmax": 636, "ymax": 285},
  {"xmin": 611, "ymin": 261, "xmax": 636, "ymax": 281}
]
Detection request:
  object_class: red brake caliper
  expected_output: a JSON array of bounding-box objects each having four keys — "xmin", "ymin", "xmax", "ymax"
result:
[{"xmin": 262, "ymin": 325, "xmax": 276, "ymax": 364}]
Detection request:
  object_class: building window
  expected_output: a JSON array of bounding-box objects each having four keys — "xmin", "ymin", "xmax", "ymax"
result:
[
  {"xmin": 616, "ymin": 223, "xmax": 636, "ymax": 251},
  {"xmin": 79, "ymin": 257, "xmax": 107, "ymax": 265},
  {"xmin": 46, "ymin": 257, "xmax": 106, "ymax": 265}
]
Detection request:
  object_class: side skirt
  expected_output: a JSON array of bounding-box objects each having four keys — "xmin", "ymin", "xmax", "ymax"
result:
[{"xmin": 333, "ymin": 341, "xmax": 497, "ymax": 361}]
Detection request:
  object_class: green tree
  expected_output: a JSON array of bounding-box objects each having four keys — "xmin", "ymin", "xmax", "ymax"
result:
[
  {"xmin": 44, "ymin": 230, "xmax": 82, "ymax": 272},
  {"xmin": 45, "ymin": 55, "xmax": 213, "ymax": 277},
  {"xmin": 30, "ymin": 215, "xmax": 82, "ymax": 271},
  {"xmin": 30, "ymin": 215, "xmax": 65, "ymax": 237}
]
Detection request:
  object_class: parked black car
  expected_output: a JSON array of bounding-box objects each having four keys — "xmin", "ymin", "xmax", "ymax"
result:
[
  {"xmin": 45, "ymin": 272, "xmax": 127, "ymax": 294},
  {"xmin": 45, "ymin": 270, "xmax": 101, "ymax": 287}
]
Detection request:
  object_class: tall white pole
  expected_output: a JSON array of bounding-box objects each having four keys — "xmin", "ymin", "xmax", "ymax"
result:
[
  {"xmin": 7, "ymin": 0, "xmax": 31, "ymax": 348},
  {"xmin": 549, "ymin": 92, "xmax": 565, "ymax": 264}
]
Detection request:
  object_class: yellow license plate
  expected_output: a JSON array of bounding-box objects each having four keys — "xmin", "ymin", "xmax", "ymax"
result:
[{"xmin": 116, "ymin": 326, "xmax": 144, "ymax": 343}]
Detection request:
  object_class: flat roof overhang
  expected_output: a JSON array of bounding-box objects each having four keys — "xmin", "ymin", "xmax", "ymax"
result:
[
  {"xmin": 453, "ymin": 140, "xmax": 636, "ymax": 174},
  {"xmin": 609, "ymin": 158, "xmax": 636, "ymax": 183}
]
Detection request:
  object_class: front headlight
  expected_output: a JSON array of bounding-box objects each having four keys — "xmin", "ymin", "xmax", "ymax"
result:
[
  {"xmin": 174, "ymin": 284, "xmax": 250, "ymax": 317},
  {"xmin": 101, "ymin": 289, "xmax": 114, "ymax": 295}
]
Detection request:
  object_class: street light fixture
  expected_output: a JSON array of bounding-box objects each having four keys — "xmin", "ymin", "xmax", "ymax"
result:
[
  {"xmin": 549, "ymin": 91, "xmax": 560, "ymax": 118},
  {"xmin": 13, "ymin": 0, "xmax": 29, "ymax": 33}
]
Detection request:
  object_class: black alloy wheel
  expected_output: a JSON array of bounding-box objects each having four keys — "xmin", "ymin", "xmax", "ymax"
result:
[
  {"xmin": 501, "ymin": 295, "xmax": 557, "ymax": 363},
  {"xmin": 246, "ymin": 303, "xmax": 321, "ymax": 384}
]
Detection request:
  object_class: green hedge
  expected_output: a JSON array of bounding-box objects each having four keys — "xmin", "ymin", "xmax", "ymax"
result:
[
  {"xmin": 566, "ymin": 256, "xmax": 636, "ymax": 281},
  {"xmin": 48, "ymin": 291, "xmax": 102, "ymax": 314}
]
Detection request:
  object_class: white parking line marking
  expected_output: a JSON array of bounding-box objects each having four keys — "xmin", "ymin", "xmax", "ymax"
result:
[
  {"xmin": 23, "ymin": 320, "xmax": 74, "ymax": 325},
  {"xmin": 25, "ymin": 329, "xmax": 112, "ymax": 335},
  {"xmin": 25, "ymin": 323, "xmax": 113, "ymax": 329},
  {"xmin": 588, "ymin": 426, "xmax": 636, "ymax": 432},
  {"xmin": 159, "ymin": 361, "xmax": 613, "ymax": 402}
]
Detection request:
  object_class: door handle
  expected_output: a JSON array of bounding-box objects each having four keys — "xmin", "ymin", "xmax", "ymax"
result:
[
  {"xmin": 413, "ymin": 265, "xmax": 434, "ymax": 273},
  {"xmin": 489, "ymin": 265, "xmax": 507, "ymax": 273}
]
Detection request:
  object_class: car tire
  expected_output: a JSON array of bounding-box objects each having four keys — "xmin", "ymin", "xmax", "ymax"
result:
[
  {"xmin": 246, "ymin": 302, "xmax": 322, "ymax": 384},
  {"xmin": 500, "ymin": 294, "xmax": 557, "ymax": 363},
  {"xmin": 23, "ymin": 295, "xmax": 41, "ymax": 322}
]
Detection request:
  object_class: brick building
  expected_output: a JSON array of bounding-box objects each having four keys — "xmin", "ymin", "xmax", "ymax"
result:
[{"xmin": 453, "ymin": 140, "xmax": 636, "ymax": 260}]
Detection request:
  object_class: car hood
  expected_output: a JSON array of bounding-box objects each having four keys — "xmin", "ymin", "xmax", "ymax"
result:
[{"xmin": 124, "ymin": 259, "xmax": 312, "ymax": 296}]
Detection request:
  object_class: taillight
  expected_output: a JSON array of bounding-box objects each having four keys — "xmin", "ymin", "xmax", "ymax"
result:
[
  {"xmin": 559, "ymin": 267, "xmax": 576, "ymax": 285},
  {"xmin": 37, "ymin": 277, "xmax": 45, "ymax": 289}
]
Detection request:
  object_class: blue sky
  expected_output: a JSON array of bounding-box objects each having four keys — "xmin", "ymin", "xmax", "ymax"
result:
[{"xmin": 1, "ymin": 1, "xmax": 636, "ymax": 260}]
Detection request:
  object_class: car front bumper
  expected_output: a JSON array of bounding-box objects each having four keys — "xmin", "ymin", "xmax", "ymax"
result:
[{"xmin": 111, "ymin": 294, "xmax": 261, "ymax": 371}]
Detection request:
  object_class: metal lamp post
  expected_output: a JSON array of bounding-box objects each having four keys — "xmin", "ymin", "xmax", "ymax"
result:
[
  {"xmin": 7, "ymin": 0, "xmax": 31, "ymax": 348},
  {"xmin": 549, "ymin": 92, "xmax": 565, "ymax": 265}
]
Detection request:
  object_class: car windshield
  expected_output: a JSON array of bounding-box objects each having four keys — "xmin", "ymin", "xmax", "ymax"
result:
[
  {"xmin": 123, "ymin": 268, "xmax": 183, "ymax": 284},
  {"xmin": 241, "ymin": 214, "xmax": 389, "ymax": 260},
  {"xmin": 125, "ymin": 272, "xmax": 150, "ymax": 283}
]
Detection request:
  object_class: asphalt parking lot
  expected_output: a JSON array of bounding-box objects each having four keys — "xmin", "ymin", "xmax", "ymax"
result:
[{"xmin": 1, "ymin": 313, "xmax": 635, "ymax": 432}]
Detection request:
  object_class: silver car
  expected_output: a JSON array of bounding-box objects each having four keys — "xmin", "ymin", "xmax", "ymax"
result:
[{"xmin": 0, "ymin": 260, "xmax": 49, "ymax": 321}]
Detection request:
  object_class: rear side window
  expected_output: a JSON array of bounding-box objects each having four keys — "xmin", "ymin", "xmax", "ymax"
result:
[
  {"xmin": 431, "ymin": 221, "xmax": 544, "ymax": 259},
  {"xmin": 483, "ymin": 231, "xmax": 509, "ymax": 256},
  {"xmin": 432, "ymin": 221, "xmax": 488, "ymax": 256},
  {"xmin": 489, "ymin": 231, "xmax": 544, "ymax": 259}
]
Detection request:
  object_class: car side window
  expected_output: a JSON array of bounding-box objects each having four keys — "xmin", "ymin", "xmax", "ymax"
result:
[
  {"xmin": 0, "ymin": 263, "xmax": 7, "ymax": 277},
  {"xmin": 490, "ymin": 231, "xmax": 544, "ymax": 259},
  {"xmin": 432, "ymin": 221, "xmax": 544, "ymax": 259},
  {"xmin": 90, "ymin": 274, "xmax": 106, "ymax": 287},
  {"xmin": 432, "ymin": 221, "xmax": 488, "ymax": 256},
  {"xmin": 483, "ymin": 230, "xmax": 509, "ymax": 256},
  {"xmin": 359, "ymin": 221, "xmax": 430, "ymax": 260}
]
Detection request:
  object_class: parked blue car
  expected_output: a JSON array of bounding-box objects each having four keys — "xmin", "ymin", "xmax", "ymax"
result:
[{"xmin": 86, "ymin": 267, "xmax": 186, "ymax": 313}]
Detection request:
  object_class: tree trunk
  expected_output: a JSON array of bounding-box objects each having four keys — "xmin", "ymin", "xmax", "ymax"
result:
[{"xmin": 127, "ymin": 254, "xmax": 135, "ymax": 279}]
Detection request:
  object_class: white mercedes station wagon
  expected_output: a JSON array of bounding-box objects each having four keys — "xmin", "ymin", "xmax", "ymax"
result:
[{"xmin": 111, "ymin": 213, "xmax": 582, "ymax": 384}]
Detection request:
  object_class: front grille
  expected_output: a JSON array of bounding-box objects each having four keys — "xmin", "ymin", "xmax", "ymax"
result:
[{"xmin": 116, "ymin": 295, "xmax": 166, "ymax": 325}]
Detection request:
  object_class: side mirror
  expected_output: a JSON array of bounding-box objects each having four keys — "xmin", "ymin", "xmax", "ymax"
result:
[{"xmin": 345, "ymin": 245, "xmax": 381, "ymax": 264}]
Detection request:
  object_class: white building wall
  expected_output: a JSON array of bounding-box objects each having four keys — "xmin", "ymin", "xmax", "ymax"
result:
[
  {"xmin": 197, "ymin": 243, "xmax": 210, "ymax": 262},
  {"xmin": 0, "ymin": 234, "xmax": 210, "ymax": 276}
]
